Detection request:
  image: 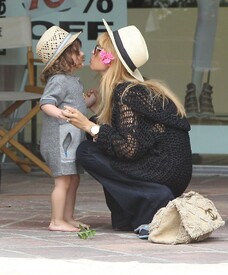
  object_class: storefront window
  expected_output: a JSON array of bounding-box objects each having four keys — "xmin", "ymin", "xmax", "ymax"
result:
[
  {"xmin": 127, "ymin": 1, "xmax": 228, "ymax": 167},
  {"xmin": 127, "ymin": 0, "xmax": 228, "ymax": 8}
]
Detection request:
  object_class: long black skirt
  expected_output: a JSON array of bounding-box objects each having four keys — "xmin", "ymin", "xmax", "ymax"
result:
[{"xmin": 77, "ymin": 140, "xmax": 174, "ymax": 231}]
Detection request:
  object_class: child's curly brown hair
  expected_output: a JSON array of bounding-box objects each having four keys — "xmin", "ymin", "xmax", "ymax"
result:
[{"xmin": 40, "ymin": 38, "xmax": 82, "ymax": 84}]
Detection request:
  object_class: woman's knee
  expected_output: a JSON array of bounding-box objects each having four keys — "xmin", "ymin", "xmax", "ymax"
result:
[
  {"xmin": 77, "ymin": 140, "xmax": 95, "ymax": 160},
  {"xmin": 77, "ymin": 141, "xmax": 93, "ymax": 167},
  {"xmin": 77, "ymin": 140, "xmax": 107, "ymax": 172},
  {"xmin": 77, "ymin": 140, "xmax": 89, "ymax": 157}
]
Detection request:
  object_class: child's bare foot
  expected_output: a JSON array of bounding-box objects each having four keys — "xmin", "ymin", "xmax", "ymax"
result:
[
  {"xmin": 49, "ymin": 221, "xmax": 80, "ymax": 232},
  {"xmin": 67, "ymin": 219, "xmax": 90, "ymax": 229}
]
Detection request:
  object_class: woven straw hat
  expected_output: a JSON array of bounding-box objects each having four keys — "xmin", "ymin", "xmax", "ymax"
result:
[
  {"xmin": 102, "ymin": 19, "xmax": 149, "ymax": 82},
  {"xmin": 36, "ymin": 26, "xmax": 81, "ymax": 72}
]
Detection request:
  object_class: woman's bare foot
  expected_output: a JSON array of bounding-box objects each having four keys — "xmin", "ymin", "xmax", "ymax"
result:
[
  {"xmin": 67, "ymin": 219, "xmax": 90, "ymax": 229},
  {"xmin": 48, "ymin": 221, "xmax": 80, "ymax": 232}
]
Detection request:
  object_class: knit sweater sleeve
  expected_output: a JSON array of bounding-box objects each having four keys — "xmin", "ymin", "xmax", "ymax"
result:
[{"xmin": 96, "ymin": 84, "xmax": 164, "ymax": 160}]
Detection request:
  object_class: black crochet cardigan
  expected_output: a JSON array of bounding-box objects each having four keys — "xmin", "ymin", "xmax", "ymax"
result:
[{"xmin": 96, "ymin": 82, "xmax": 192, "ymax": 197}]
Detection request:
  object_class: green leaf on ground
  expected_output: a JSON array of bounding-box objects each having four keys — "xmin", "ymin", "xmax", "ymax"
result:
[{"xmin": 77, "ymin": 225, "xmax": 96, "ymax": 240}]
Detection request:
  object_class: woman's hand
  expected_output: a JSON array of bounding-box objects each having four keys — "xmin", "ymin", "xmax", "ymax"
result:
[{"xmin": 62, "ymin": 106, "xmax": 96, "ymax": 133}]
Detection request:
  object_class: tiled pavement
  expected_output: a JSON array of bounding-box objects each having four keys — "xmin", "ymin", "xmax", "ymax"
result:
[{"xmin": 0, "ymin": 166, "xmax": 228, "ymax": 274}]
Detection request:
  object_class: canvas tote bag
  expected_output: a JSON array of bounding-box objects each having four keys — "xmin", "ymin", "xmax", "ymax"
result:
[{"xmin": 148, "ymin": 191, "xmax": 225, "ymax": 244}]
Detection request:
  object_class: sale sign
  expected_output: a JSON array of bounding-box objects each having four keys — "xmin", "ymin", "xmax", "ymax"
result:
[
  {"xmin": 21, "ymin": 0, "xmax": 78, "ymax": 16},
  {"xmin": 0, "ymin": 0, "xmax": 127, "ymax": 65}
]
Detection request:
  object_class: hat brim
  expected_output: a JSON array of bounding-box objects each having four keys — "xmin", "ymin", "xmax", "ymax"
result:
[
  {"xmin": 42, "ymin": 32, "xmax": 81, "ymax": 73},
  {"xmin": 102, "ymin": 19, "xmax": 144, "ymax": 82}
]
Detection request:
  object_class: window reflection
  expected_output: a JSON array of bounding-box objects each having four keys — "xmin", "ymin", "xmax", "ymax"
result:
[{"xmin": 127, "ymin": 0, "xmax": 228, "ymax": 8}]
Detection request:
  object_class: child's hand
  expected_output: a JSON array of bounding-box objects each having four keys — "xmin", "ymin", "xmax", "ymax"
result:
[
  {"xmin": 86, "ymin": 88, "xmax": 98, "ymax": 97},
  {"xmin": 84, "ymin": 92, "xmax": 97, "ymax": 108},
  {"xmin": 84, "ymin": 89, "xmax": 98, "ymax": 109}
]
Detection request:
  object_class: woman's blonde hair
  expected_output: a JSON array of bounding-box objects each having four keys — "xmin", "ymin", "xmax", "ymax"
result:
[
  {"xmin": 40, "ymin": 38, "xmax": 82, "ymax": 84},
  {"xmin": 96, "ymin": 33, "xmax": 186, "ymax": 125}
]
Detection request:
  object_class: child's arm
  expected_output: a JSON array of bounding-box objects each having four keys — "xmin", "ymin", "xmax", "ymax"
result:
[{"xmin": 41, "ymin": 104, "xmax": 64, "ymax": 119}]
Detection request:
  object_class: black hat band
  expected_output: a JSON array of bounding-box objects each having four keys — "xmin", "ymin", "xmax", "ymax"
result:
[{"xmin": 113, "ymin": 30, "xmax": 136, "ymax": 72}]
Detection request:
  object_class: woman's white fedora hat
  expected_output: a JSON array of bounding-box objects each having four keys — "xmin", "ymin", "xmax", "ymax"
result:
[
  {"xmin": 102, "ymin": 19, "xmax": 149, "ymax": 82},
  {"xmin": 36, "ymin": 26, "xmax": 81, "ymax": 72}
]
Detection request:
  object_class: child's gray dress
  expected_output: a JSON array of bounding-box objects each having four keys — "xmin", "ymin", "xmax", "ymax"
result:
[{"xmin": 40, "ymin": 74, "xmax": 87, "ymax": 177}]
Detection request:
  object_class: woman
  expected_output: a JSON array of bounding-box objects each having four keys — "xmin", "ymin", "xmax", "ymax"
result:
[{"xmin": 62, "ymin": 19, "xmax": 192, "ymax": 238}]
